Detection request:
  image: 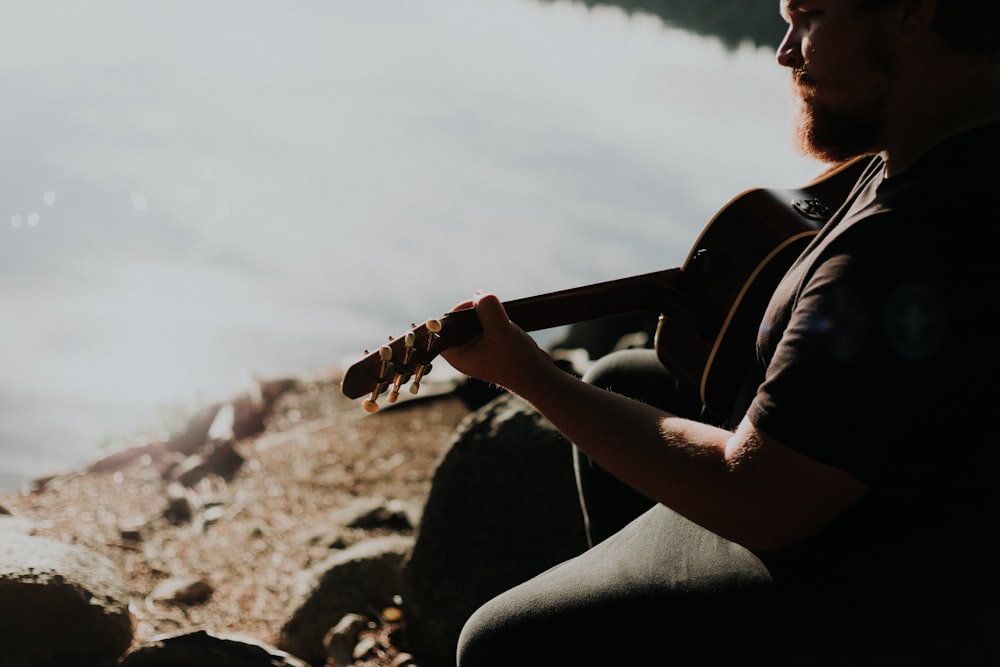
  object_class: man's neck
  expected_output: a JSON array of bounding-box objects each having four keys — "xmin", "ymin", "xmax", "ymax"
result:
[{"xmin": 881, "ymin": 50, "xmax": 1000, "ymax": 177}]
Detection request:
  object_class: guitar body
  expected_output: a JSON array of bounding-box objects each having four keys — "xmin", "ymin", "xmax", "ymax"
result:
[
  {"xmin": 341, "ymin": 157, "xmax": 871, "ymax": 413},
  {"xmin": 658, "ymin": 156, "xmax": 870, "ymax": 411}
]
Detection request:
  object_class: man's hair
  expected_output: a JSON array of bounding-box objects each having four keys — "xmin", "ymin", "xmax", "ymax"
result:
[{"xmin": 858, "ymin": 0, "xmax": 1000, "ymax": 57}]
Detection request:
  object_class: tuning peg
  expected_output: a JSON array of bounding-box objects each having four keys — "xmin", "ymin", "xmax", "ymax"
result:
[
  {"xmin": 360, "ymin": 345, "xmax": 396, "ymax": 413},
  {"xmin": 425, "ymin": 319, "xmax": 442, "ymax": 351},
  {"xmin": 377, "ymin": 345, "xmax": 394, "ymax": 379},
  {"xmin": 401, "ymin": 331, "xmax": 416, "ymax": 364},
  {"xmin": 410, "ymin": 362, "xmax": 433, "ymax": 395},
  {"xmin": 388, "ymin": 371, "xmax": 409, "ymax": 404}
]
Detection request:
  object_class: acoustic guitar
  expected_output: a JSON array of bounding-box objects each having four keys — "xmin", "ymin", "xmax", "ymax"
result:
[{"xmin": 341, "ymin": 157, "xmax": 871, "ymax": 414}]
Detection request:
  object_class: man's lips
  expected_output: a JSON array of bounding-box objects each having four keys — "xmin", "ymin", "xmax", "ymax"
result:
[{"xmin": 792, "ymin": 69, "xmax": 820, "ymax": 101}]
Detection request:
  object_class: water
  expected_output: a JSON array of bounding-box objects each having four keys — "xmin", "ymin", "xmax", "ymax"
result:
[{"xmin": 0, "ymin": 0, "xmax": 820, "ymax": 490}]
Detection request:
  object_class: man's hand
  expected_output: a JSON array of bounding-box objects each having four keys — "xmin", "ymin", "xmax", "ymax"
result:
[{"xmin": 440, "ymin": 291, "xmax": 555, "ymax": 394}]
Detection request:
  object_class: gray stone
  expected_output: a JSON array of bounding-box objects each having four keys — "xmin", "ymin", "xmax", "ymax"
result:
[
  {"xmin": 0, "ymin": 532, "xmax": 132, "ymax": 666},
  {"xmin": 323, "ymin": 612, "xmax": 371, "ymax": 667},
  {"xmin": 151, "ymin": 576, "xmax": 214, "ymax": 605},
  {"xmin": 335, "ymin": 496, "xmax": 418, "ymax": 531},
  {"xmin": 400, "ymin": 393, "xmax": 589, "ymax": 667},
  {"xmin": 119, "ymin": 629, "xmax": 309, "ymax": 666},
  {"xmin": 167, "ymin": 403, "xmax": 223, "ymax": 456},
  {"xmin": 278, "ymin": 534, "xmax": 413, "ymax": 666}
]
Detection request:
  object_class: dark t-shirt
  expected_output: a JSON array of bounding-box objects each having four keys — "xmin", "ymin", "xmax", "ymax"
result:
[{"xmin": 745, "ymin": 123, "xmax": 1000, "ymax": 653}]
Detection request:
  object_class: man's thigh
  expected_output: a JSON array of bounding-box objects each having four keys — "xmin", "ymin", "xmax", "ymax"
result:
[{"xmin": 457, "ymin": 504, "xmax": 774, "ymax": 666}]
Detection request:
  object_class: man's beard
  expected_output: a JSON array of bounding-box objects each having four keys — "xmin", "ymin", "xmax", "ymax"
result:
[
  {"xmin": 790, "ymin": 37, "xmax": 896, "ymax": 165},
  {"xmin": 792, "ymin": 74, "xmax": 887, "ymax": 164}
]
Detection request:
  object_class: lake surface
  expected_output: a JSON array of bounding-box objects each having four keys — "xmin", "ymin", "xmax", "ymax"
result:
[{"xmin": 0, "ymin": 0, "xmax": 821, "ymax": 490}]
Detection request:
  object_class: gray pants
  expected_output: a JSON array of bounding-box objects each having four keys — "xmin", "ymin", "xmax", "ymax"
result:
[
  {"xmin": 456, "ymin": 350, "xmax": 777, "ymax": 665},
  {"xmin": 456, "ymin": 501, "xmax": 776, "ymax": 665}
]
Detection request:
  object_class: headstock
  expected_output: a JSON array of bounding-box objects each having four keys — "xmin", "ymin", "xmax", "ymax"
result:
[
  {"xmin": 343, "ymin": 319, "xmax": 442, "ymax": 413},
  {"xmin": 340, "ymin": 308, "xmax": 483, "ymax": 412}
]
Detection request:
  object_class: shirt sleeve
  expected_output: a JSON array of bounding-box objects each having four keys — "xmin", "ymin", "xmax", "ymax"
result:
[{"xmin": 746, "ymin": 223, "xmax": 951, "ymax": 484}]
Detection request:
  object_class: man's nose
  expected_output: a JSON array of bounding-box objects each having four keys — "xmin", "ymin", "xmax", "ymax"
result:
[{"xmin": 776, "ymin": 28, "xmax": 804, "ymax": 69}]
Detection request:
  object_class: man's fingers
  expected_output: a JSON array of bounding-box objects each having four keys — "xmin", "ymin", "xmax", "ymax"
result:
[{"xmin": 473, "ymin": 292, "xmax": 510, "ymax": 330}]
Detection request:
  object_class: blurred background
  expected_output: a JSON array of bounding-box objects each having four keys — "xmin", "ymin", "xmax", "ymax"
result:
[{"xmin": 1, "ymin": 0, "xmax": 821, "ymax": 490}]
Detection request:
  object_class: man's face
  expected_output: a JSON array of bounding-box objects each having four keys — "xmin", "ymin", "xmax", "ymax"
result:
[{"xmin": 777, "ymin": 0, "xmax": 898, "ymax": 162}]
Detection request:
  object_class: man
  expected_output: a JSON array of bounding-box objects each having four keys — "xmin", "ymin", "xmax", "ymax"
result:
[{"xmin": 443, "ymin": 0, "xmax": 999, "ymax": 664}]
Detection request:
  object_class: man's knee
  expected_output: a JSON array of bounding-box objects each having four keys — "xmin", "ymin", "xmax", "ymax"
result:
[{"xmin": 456, "ymin": 599, "xmax": 515, "ymax": 667}]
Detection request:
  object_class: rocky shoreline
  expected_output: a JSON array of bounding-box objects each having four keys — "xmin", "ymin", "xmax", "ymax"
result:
[
  {"xmin": 1, "ymin": 316, "xmax": 654, "ymax": 666},
  {"xmin": 0, "ymin": 368, "xmax": 477, "ymax": 666}
]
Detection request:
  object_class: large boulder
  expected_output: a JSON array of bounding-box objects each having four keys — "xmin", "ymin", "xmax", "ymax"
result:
[
  {"xmin": 120, "ymin": 630, "xmax": 309, "ymax": 667},
  {"xmin": 400, "ymin": 393, "xmax": 589, "ymax": 667},
  {"xmin": 278, "ymin": 534, "xmax": 413, "ymax": 666},
  {"xmin": 0, "ymin": 530, "xmax": 133, "ymax": 666}
]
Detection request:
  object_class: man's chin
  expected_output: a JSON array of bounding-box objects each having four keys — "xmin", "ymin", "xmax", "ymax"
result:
[
  {"xmin": 794, "ymin": 106, "xmax": 879, "ymax": 164},
  {"xmin": 796, "ymin": 128, "xmax": 866, "ymax": 164}
]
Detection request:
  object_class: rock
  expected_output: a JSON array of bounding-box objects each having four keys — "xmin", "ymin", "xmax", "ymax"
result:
[
  {"xmin": 209, "ymin": 401, "xmax": 239, "ymax": 441},
  {"xmin": 87, "ymin": 439, "xmax": 169, "ymax": 474},
  {"xmin": 0, "ymin": 532, "xmax": 133, "ymax": 666},
  {"xmin": 278, "ymin": 534, "xmax": 414, "ymax": 667},
  {"xmin": 165, "ymin": 377, "xmax": 296, "ymax": 459},
  {"xmin": 323, "ymin": 613, "xmax": 371, "ymax": 667},
  {"xmin": 401, "ymin": 393, "xmax": 589, "ymax": 667},
  {"xmin": 151, "ymin": 576, "xmax": 214, "ymax": 605},
  {"xmin": 164, "ymin": 482, "xmax": 196, "ymax": 524},
  {"xmin": 302, "ymin": 524, "xmax": 351, "ymax": 550},
  {"xmin": 205, "ymin": 439, "xmax": 246, "ymax": 480},
  {"xmin": 229, "ymin": 395, "xmax": 266, "ymax": 442},
  {"xmin": 258, "ymin": 376, "xmax": 299, "ymax": 404},
  {"xmin": 170, "ymin": 453, "xmax": 214, "ymax": 487},
  {"xmin": 391, "ymin": 652, "xmax": 418, "ymax": 666},
  {"xmin": 337, "ymin": 496, "xmax": 418, "ymax": 532},
  {"xmin": 233, "ymin": 377, "xmax": 298, "ymax": 441},
  {"xmin": 120, "ymin": 523, "xmax": 143, "ymax": 543},
  {"xmin": 168, "ymin": 403, "xmax": 224, "ymax": 456},
  {"xmin": 295, "ymin": 497, "xmax": 420, "ymax": 553},
  {"xmin": 119, "ymin": 629, "xmax": 309, "ymax": 666},
  {"xmin": 352, "ymin": 634, "xmax": 379, "ymax": 661},
  {"xmin": 169, "ymin": 440, "xmax": 245, "ymax": 487}
]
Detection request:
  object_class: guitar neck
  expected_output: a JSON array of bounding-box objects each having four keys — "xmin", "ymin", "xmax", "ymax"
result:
[
  {"xmin": 433, "ymin": 267, "xmax": 683, "ymax": 349},
  {"xmin": 340, "ymin": 268, "xmax": 684, "ymax": 401},
  {"xmin": 506, "ymin": 267, "xmax": 683, "ymax": 331}
]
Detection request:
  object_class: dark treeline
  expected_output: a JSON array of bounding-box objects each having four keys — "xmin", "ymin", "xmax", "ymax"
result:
[{"xmin": 539, "ymin": 0, "xmax": 786, "ymax": 50}]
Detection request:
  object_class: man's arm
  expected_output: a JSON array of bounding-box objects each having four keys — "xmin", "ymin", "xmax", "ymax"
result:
[{"xmin": 441, "ymin": 292, "xmax": 867, "ymax": 552}]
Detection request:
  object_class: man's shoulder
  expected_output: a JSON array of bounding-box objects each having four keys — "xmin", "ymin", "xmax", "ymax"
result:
[{"xmin": 839, "ymin": 124, "xmax": 1000, "ymax": 241}]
